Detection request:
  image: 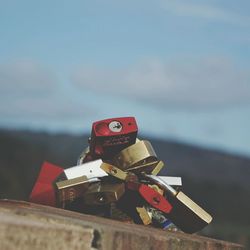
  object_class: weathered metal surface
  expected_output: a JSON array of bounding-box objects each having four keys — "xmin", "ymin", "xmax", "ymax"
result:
[{"xmin": 0, "ymin": 200, "xmax": 244, "ymax": 250}]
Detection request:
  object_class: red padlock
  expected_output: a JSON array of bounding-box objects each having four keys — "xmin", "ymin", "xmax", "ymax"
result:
[
  {"xmin": 127, "ymin": 182, "xmax": 172, "ymax": 214},
  {"xmin": 89, "ymin": 117, "xmax": 138, "ymax": 159},
  {"xmin": 29, "ymin": 161, "xmax": 64, "ymax": 207}
]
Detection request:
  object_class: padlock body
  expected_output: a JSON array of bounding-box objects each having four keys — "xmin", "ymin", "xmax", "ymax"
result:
[
  {"xmin": 90, "ymin": 117, "xmax": 138, "ymax": 159},
  {"xmin": 83, "ymin": 183, "xmax": 125, "ymax": 205},
  {"xmin": 55, "ymin": 176, "xmax": 91, "ymax": 208},
  {"xmin": 165, "ymin": 191, "xmax": 212, "ymax": 233}
]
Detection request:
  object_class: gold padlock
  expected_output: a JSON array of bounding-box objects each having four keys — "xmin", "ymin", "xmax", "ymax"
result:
[
  {"xmin": 112, "ymin": 140, "xmax": 157, "ymax": 170},
  {"xmin": 136, "ymin": 207, "xmax": 152, "ymax": 225},
  {"xmin": 145, "ymin": 174, "xmax": 213, "ymax": 233},
  {"xmin": 101, "ymin": 160, "xmax": 164, "ymax": 180},
  {"xmin": 83, "ymin": 182, "xmax": 125, "ymax": 205},
  {"xmin": 55, "ymin": 176, "xmax": 90, "ymax": 208},
  {"xmin": 165, "ymin": 190, "xmax": 212, "ymax": 233}
]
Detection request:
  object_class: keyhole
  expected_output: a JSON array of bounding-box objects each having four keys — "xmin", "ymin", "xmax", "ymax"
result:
[
  {"xmin": 152, "ymin": 196, "xmax": 160, "ymax": 205},
  {"xmin": 111, "ymin": 168, "xmax": 117, "ymax": 175}
]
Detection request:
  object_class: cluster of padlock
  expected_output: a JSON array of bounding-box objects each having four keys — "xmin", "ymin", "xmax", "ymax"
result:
[{"xmin": 30, "ymin": 117, "xmax": 212, "ymax": 234}]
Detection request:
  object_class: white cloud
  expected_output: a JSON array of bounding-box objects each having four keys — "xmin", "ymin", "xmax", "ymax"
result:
[
  {"xmin": 0, "ymin": 60, "xmax": 96, "ymax": 126},
  {"xmin": 71, "ymin": 57, "xmax": 250, "ymax": 108},
  {"xmin": 0, "ymin": 59, "xmax": 58, "ymax": 96},
  {"xmin": 161, "ymin": 0, "xmax": 250, "ymax": 26}
]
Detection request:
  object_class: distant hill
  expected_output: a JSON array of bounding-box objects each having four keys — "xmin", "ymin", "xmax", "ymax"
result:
[{"xmin": 0, "ymin": 129, "xmax": 250, "ymax": 247}]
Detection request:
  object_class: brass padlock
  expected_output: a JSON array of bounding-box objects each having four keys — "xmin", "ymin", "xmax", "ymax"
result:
[
  {"xmin": 55, "ymin": 176, "xmax": 92, "ymax": 208},
  {"xmin": 136, "ymin": 206, "xmax": 152, "ymax": 225},
  {"xmin": 166, "ymin": 190, "xmax": 212, "ymax": 233},
  {"xmin": 83, "ymin": 182, "xmax": 125, "ymax": 205},
  {"xmin": 145, "ymin": 175, "xmax": 212, "ymax": 233},
  {"xmin": 112, "ymin": 140, "xmax": 158, "ymax": 170}
]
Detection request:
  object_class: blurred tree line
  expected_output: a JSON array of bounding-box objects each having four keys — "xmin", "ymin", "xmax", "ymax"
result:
[{"xmin": 0, "ymin": 129, "xmax": 249, "ymax": 247}]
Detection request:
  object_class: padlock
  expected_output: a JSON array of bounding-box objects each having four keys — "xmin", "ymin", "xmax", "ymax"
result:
[
  {"xmin": 89, "ymin": 117, "xmax": 138, "ymax": 159},
  {"xmin": 58, "ymin": 159, "xmax": 108, "ymax": 181},
  {"xmin": 101, "ymin": 161, "xmax": 155, "ymax": 180},
  {"xmin": 146, "ymin": 207, "xmax": 173, "ymax": 230},
  {"xmin": 55, "ymin": 176, "xmax": 96, "ymax": 208},
  {"xmin": 101, "ymin": 162, "xmax": 181, "ymax": 187},
  {"xmin": 101, "ymin": 162, "xmax": 128, "ymax": 180},
  {"xmin": 83, "ymin": 182, "xmax": 125, "ymax": 205},
  {"xmin": 112, "ymin": 140, "xmax": 158, "ymax": 170},
  {"xmin": 127, "ymin": 182, "xmax": 172, "ymax": 214},
  {"xmin": 145, "ymin": 174, "xmax": 212, "ymax": 233},
  {"xmin": 79, "ymin": 136, "xmax": 141, "ymax": 167},
  {"xmin": 148, "ymin": 184, "xmax": 164, "ymax": 196},
  {"xmin": 136, "ymin": 206, "xmax": 152, "ymax": 225},
  {"xmin": 29, "ymin": 161, "xmax": 64, "ymax": 207}
]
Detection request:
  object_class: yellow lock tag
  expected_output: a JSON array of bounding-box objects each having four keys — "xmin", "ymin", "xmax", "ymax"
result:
[{"xmin": 101, "ymin": 162, "xmax": 128, "ymax": 180}]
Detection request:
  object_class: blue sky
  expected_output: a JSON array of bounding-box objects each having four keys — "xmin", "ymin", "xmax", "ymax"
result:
[{"xmin": 1, "ymin": 0, "xmax": 250, "ymax": 156}]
